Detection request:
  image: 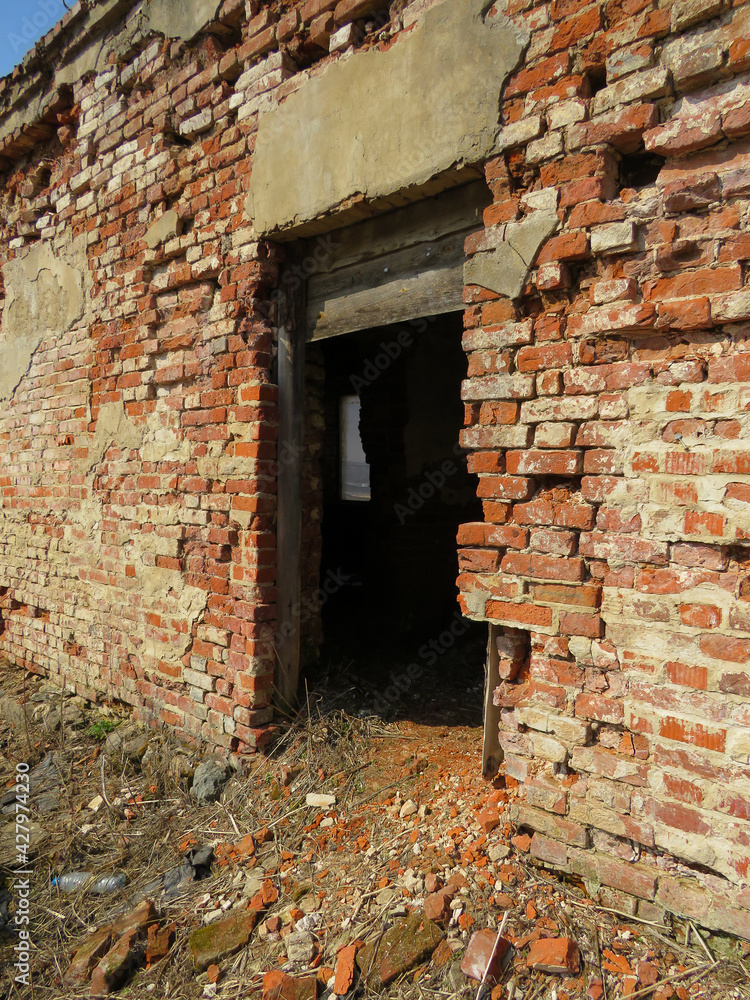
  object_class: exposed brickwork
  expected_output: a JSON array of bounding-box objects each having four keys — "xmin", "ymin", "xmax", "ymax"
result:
[
  {"xmin": 0, "ymin": 0, "xmax": 749, "ymax": 938},
  {"xmin": 457, "ymin": 0, "xmax": 750, "ymax": 939}
]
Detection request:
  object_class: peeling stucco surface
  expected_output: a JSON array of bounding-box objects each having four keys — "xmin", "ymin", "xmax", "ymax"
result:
[
  {"xmin": 247, "ymin": 0, "xmax": 528, "ymax": 235},
  {"xmin": 0, "ymin": 239, "xmax": 90, "ymax": 401},
  {"xmin": 463, "ymin": 211, "xmax": 560, "ymax": 299},
  {"xmin": 86, "ymin": 401, "xmax": 145, "ymax": 472},
  {"xmin": 141, "ymin": 0, "xmax": 222, "ymax": 41}
]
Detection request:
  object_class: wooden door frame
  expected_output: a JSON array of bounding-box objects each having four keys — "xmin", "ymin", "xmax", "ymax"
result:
[
  {"xmin": 274, "ymin": 261, "xmax": 306, "ymax": 713},
  {"xmin": 273, "ymin": 187, "xmax": 505, "ymax": 775}
]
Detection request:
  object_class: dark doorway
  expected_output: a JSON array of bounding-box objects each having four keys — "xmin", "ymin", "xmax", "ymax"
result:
[{"xmin": 311, "ymin": 313, "xmax": 486, "ymax": 723}]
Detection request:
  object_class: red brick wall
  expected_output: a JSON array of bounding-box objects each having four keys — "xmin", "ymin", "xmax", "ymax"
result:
[
  {"xmin": 457, "ymin": 0, "xmax": 750, "ymax": 938},
  {"xmin": 0, "ymin": 0, "xmax": 749, "ymax": 936}
]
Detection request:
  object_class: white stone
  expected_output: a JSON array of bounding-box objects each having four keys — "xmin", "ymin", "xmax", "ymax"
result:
[
  {"xmin": 496, "ymin": 115, "xmax": 544, "ymax": 151},
  {"xmin": 306, "ymin": 792, "xmax": 336, "ymax": 808},
  {"xmin": 521, "ymin": 187, "xmax": 558, "ymax": 212},
  {"xmin": 591, "ymin": 221, "xmax": 637, "ymax": 255},
  {"xmin": 180, "ymin": 109, "xmax": 213, "ymax": 138},
  {"xmin": 330, "ymin": 24, "xmax": 360, "ymax": 53},
  {"xmin": 547, "ymin": 99, "xmax": 587, "ymax": 130},
  {"xmin": 525, "ymin": 130, "xmax": 564, "ymax": 164}
]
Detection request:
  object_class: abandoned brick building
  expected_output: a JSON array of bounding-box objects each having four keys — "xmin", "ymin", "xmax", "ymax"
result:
[{"xmin": 1, "ymin": 0, "xmax": 750, "ymax": 939}]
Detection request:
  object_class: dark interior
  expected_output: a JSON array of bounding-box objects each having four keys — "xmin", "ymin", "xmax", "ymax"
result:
[{"xmin": 311, "ymin": 313, "xmax": 486, "ymax": 722}]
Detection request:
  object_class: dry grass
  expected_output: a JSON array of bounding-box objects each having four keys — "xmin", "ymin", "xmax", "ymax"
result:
[{"xmin": 0, "ymin": 669, "xmax": 748, "ymax": 1000}]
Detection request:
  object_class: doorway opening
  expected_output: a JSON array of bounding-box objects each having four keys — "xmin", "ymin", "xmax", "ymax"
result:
[{"xmin": 309, "ymin": 312, "xmax": 486, "ymax": 725}]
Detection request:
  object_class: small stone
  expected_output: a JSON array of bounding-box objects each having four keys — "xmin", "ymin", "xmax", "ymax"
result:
[
  {"xmin": 87, "ymin": 795, "xmax": 104, "ymax": 813},
  {"xmin": 191, "ymin": 760, "xmax": 231, "ymax": 804},
  {"xmin": 243, "ymin": 875, "xmax": 263, "ymax": 898},
  {"xmin": 424, "ymin": 890, "xmax": 451, "ymax": 922},
  {"xmin": 489, "ymin": 844, "xmax": 511, "ymax": 863},
  {"xmin": 526, "ymin": 937, "xmax": 580, "ymax": 975},
  {"xmin": 425, "ymin": 873, "xmax": 442, "ymax": 894},
  {"xmin": 285, "ymin": 930, "xmax": 316, "ymax": 966},
  {"xmin": 145, "ymin": 209, "xmax": 181, "ymax": 250},
  {"xmin": 637, "ymin": 961, "xmax": 659, "ymax": 986},
  {"xmin": 189, "ymin": 908, "xmax": 258, "ymax": 971},
  {"xmin": 399, "ymin": 799, "xmax": 418, "ymax": 819},
  {"xmin": 305, "ymin": 793, "xmax": 336, "ymax": 808}
]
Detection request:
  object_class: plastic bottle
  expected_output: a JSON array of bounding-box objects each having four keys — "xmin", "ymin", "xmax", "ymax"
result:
[{"xmin": 52, "ymin": 872, "xmax": 128, "ymax": 894}]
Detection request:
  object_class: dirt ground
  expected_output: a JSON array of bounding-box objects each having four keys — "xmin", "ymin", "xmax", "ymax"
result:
[{"xmin": 0, "ymin": 655, "xmax": 748, "ymax": 1000}]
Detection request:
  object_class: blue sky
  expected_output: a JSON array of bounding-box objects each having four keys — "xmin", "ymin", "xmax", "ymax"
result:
[{"xmin": 0, "ymin": 0, "xmax": 67, "ymax": 79}]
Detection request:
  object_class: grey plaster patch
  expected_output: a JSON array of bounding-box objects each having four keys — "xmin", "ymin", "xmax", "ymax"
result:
[
  {"xmin": 86, "ymin": 400, "xmax": 144, "ymax": 473},
  {"xmin": 142, "ymin": 0, "xmax": 222, "ymax": 41},
  {"xmin": 247, "ymin": 0, "xmax": 528, "ymax": 235},
  {"xmin": 145, "ymin": 209, "xmax": 182, "ymax": 249},
  {"xmin": 0, "ymin": 239, "xmax": 89, "ymax": 401},
  {"xmin": 463, "ymin": 210, "xmax": 559, "ymax": 299}
]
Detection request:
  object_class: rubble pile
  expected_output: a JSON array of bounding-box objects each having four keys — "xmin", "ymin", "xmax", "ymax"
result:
[{"xmin": 0, "ymin": 661, "xmax": 748, "ymax": 999}]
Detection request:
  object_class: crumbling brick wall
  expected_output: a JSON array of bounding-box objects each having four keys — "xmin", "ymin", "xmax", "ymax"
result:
[
  {"xmin": 457, "ymin": 0, "xmax": 750, "ymax": 939},
  {"xmin": 0, "ymin": 0, "xmax": 748, "ymax": 936}
]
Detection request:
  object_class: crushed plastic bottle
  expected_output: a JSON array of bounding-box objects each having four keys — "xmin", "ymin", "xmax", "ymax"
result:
[{"xmin": 52, "ymin": 872, "xmax": 128, "ymax": 894}]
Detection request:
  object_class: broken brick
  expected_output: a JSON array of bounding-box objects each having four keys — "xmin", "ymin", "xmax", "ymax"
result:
[{"xmin": 526, "ymin": 938, "xmax": 581, "ymax": 975}]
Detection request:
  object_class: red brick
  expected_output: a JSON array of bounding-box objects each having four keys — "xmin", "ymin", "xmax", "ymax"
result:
[
  {"xmin": 333, "ymin": 0, "xmax": 382, "ymax": 23},
  {"xmin": 477, "ymin": 476, "xmax": 535, "ymax": 501},
  {"xmin": 457, "ymin": 523, "xmax": 529, "ymax": 548},
  {"xmin": 486, "ymin": 601, "xmax": 555, "ymax": 627},
  {"xmin": 501, "ymin": 552, "xmax": 585, "ymax": 582},
  {"xmin": 666, "ymin": 660, "xmax": 708, "ymax": 690},
  {"xmin": 550, "ymin": 6, "xmax": 602, "ymax": 51},
  {"xmin": 570, "ymin": 103, "xmax": 658, "ymax": 153},
  {"xmin": 533, "ymin": 583, "xmax": 601, "ymax": 607},
  {"xmin": 560, "ymin": 611, "xmax": 604, "ymax": 637},
  {"xmin": 300, "ymin": 0, "xmax": 337, "ymax": 23},
  {"xmin": 699, "ymin": 635, "xmax": 750, "ymax": 663},
  {"xmin": 516, "ymin": 343, "xmax": 573, "ymax": 372},
  {"xmin": 506, "ymin": 450, "xmax": 582, "ymax": 476},
  {"xmin": 659, "ymin": 716, "xmax": 726, "ymax": 753},
  {"xmin": 707, "ymin": 354, "xmax": 750, "ymax": 383},
  {"xmin": 527, "ymin": 938, "xmax": 580, "ymax": 974},
  {"xmin": 506, "ymin": 52, "xmax": 571, "ymax": 97},
  {"xmin": 575, "ymin": 692, "xmax": 624, "ymax": 724},
  {"xmin": 458, "ymin": 548, "xmax": 502, "ymax": 573},
  {"xmin": 537, "ymin": 231, "xmax": 590, "ymax": 264}
]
